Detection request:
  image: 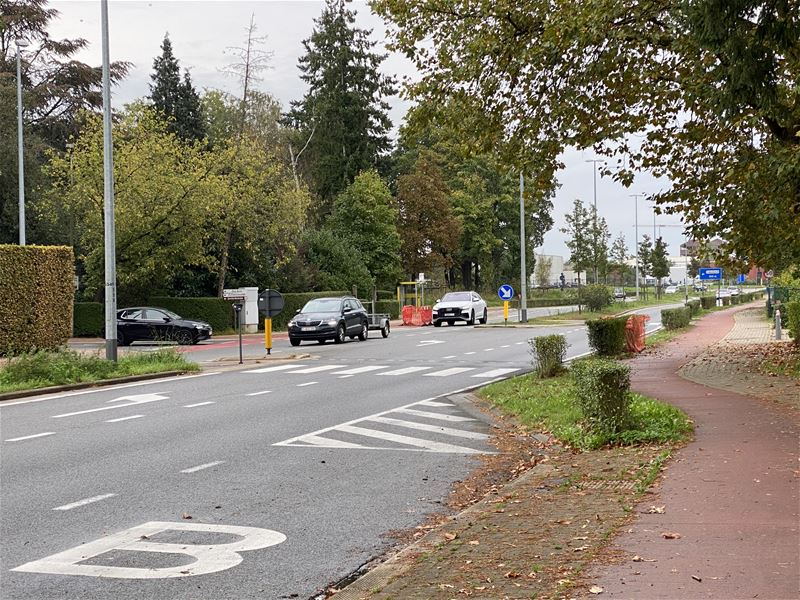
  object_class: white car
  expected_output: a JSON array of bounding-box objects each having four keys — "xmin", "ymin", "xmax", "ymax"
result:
[
  {"xmin": 664, "ymin": 285, "xmax": 679, "ymax": 294},
  {"xmin": 716, "ymin": 289, "xmax": 732, "ymax": 299},
  {"xmin": 432, "ymin": 291, "xmax": 488, "ymax": 326}
]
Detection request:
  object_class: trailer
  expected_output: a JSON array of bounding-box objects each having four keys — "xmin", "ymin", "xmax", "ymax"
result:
[{"xmin": 367, "ymin": 313, "xmax": 390, "ymax": 338}]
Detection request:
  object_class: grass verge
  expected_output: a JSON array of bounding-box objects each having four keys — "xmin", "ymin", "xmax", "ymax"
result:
[
  {"xmin": 0, "ymin": 349, "xmax": 200, "ymax": 393},
  {"xmin": 479, "ymin": 373, "xmax": 693, "ymax": 450}
]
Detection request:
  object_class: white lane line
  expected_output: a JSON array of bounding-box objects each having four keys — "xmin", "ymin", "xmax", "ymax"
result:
[
  {"xmin": 243, "ymin": 364, "xmax": 301, "ymax": 374},
  {"xmin": 418, "ymin": 400, "xmax": 452, "ymax": 407},
  {"xmin": 246, "ymin": 390, "xmax": 272, "ymax": 396},
  {"xmin": 464, "ymin": 351, "xmax": 476, "ymax": 355},
  {"xmin": 180, "ymin": 461, "xmax": 224, "ymax": 474},
  {"xmin": 336, "ymin": 424, "xmax": 483, "ymax": 454},
  {"xmin": 106, "ymin": 415, "xmax": 144, "ymax": 423},
  {"xmin": 483, "ymin": 348, "xmax": 495, "ymax": 352},
  {"xmin": 472, "ymin": 368, "xmax": 520, "ymax": 378},
  {"xmin": 369, "ymin": 416, "xmax": 489, "ymax": 440},
  {"xmin": 0, "ymin": 372, "xmax": 219, "ymax": 408},
  {"xmin": 338, "ymin": 375, "xmax": 354, "ymax": 379},
  {"xmin": 332, "ymin": 365, "xmax": 388, "ymax": 375},
  {"xmin": 441, "ymin": 355, "xmax": 457, "ymax": 359},
  {"xmin": 297, "ymin": 381, "xmax": 318, "ymax": 387},
  {"xmin": 183, "ymin": 401, "xmax": 214, "ymax": 408},
  {"xmin": 296, "ymin": 434, "xmax": 365, "ymax": 448},
  {"xmin": 423, "ymin": 367, "xmax": 476, "ymax": 377},
  {"xmin": 500, "ymin": 345, "xmax": 510, "ymax": 348},
  {"xmin": 515, "ymin": 341, "xmax": 524, "ymax": 345},
  {"xmin": 395, "ymin": 408, "xmax": 474, "ymax": 422},
  {"xmin": 288, "ymin": 365, "xmax": 346, "ymax": 374},
  {"xmin": 53, "ymin": 493, "xmax": 116, "ymax": 511},
  {"xmin": 5, "ymin": 432, "xmax": 56, "ymax": 442},
  {"xmin": 377, "ymin": 366, "xmax": 432, "ymax": 376}
]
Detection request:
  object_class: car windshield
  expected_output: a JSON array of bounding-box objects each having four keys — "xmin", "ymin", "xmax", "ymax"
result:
[
  {"xmin": 442, "ymin": 292, "xmax": 471, "ymax": 302},
  {"xmin": 302, "ymin": 298, "xmax": 342, "ymax": 313}
]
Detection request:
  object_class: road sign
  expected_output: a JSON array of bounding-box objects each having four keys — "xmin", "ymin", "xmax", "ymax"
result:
[
  {"xmin": 698, "ymin": 267, "xmax": 722, "ymax": 281},
  {"xmin": 498, "ymin": 284, "xmax": 514, "ymax": 300},
  {"xmin": 222, "ymin": 287, "xmax": 246, "ymax": 300},
  {"xmin": 766, "ymin": 269, "xmax": 774, "ymax": 278},
  {"xmin": 737, "ymin": 274, "xmax": 746, "ymax": 284},
  {"xmin": 257, "ymin": 289, "xmax": 284, "ymax": 318}
]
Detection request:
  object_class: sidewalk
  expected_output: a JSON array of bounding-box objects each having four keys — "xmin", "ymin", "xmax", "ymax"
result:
[{"xmin": 332, "ymin": 303, "xmax": 799, "ymax": 600}]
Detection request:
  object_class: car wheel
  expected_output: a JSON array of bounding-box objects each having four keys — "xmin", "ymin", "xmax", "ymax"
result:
[
  {"xmin": 117, "ymin": 330, "xmax": 128, "ymax": 346},
  {"xmin": 381, "ymin": 323, "xmax": 390, "ymax": 338},
  {"xmin": 334, "ymin": 323, "xmax": 346, "ymax": 344},
  {"xmin": 358, "ymin": 322, "xmax": 368, "ymax": 341},
  {"xmin": 479, "ymin": 309, "xmax": 488, "ymax": 324},
  {"xmin": 289, "ymin": 337, "xmax": 301, "ymax": 347},
  {"xmin": 433, "ymin": 320, "xmax": 441, "ymax": 327},
  {"xmin": 175, "ymin": 329, "xmax": 195, "ymax": 345},
  {"xmin": 467, "ymin": 310, "xmax": 475, "ymax": 325}
]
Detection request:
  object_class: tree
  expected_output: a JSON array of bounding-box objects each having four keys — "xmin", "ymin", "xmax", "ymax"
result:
[
  {"xmin": 301, "ymin": 229, "xmax": 373, "ymax": 293},
  {"xmin": 587, "ymin": 205, "xmax": 610, "ymax": 284},
  {"xmin": 396, "ymin": 151, "xmax": 461, "ymax": 281},
  {"xmin": 650, "ymin": 236, "xmax": 671, "ymax": 297},
  {"xmin": 638, "ymin": 235, "xmax": 654, "ymax": 298},
  {"xmin": 534, "ymin": 255, "xmax": 553, "ymax": 288},
  {"xmin": 608, "ymin": 233, "xmax": 630, "ymax": 285},
  {"xmin": 286, "ymin": 0, "xmax": 395, "ymax": 214},
  {"xmin": 328, "ymin": 170, "xmax": 402, "ymax": 289},
  {"xmin": 373, "ymin": 0, "xmax": 800, "ymax": 270},
  {"xmin": 149, "ymin": 34, "xmax": 205, "ymax": 143},
  {"xmin": 687, "ymin": 256, "xmax": 701, "ymax": 280},
  {"xmin": 561, "ymin": 200, "xmax": 592, "ymax": 287}
]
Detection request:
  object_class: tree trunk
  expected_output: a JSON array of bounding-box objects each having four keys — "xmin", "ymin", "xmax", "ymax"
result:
[
  {"xmin": 216, "ymin": 224, "xmax": 234, "ymax": 296},
  {"xmin": 461, "ymin": 260, "xmax": 472, "ymax": 289}
]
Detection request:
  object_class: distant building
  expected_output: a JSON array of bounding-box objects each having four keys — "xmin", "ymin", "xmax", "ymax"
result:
[{"xmin": 531, "ymin": 254, "xmax": 565, "ymax": 286}]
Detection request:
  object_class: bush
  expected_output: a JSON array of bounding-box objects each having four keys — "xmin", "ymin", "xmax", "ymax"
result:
[
  {"xmin": 149, "ymin": 296, "xmax": 235, "ymax": 332},
  {"xmin": 73, "ymin": 302, "xmax": 104, "ymax": 336},
  {"xmin": 786, "ymin": 301, "xmax": 800, "ymax": 344},
  {"xmin": 662, "ymin": 306, "xmax": 691, "ymax": 330},
  {"xmin": 571, "ymin": 358, "xmax": 632, "ymax": 433},
  {"xmin": 700, "ymin": 295, "xmax": 716, "ymax": 310},
  {"xmin": 581, "ymin": 284, "xmax": 614, "ymax": 312},
  {"xmin": 586, "ymin": 317, "xmax": 628, "ymax": 356},
  {"xmin": 528, "ymin": 334, "xmax": 568, "ymax": 378},
  {"xmin": 686, "ymin": 299, "xmax": 701, "ymax": 316},
  {"xmin": 359, "ymin": 298, "xmax": 400, "ymax": 319},
  {"xmin": 722, "ymin": 296, "xmax": 730, "ymax": 306}
]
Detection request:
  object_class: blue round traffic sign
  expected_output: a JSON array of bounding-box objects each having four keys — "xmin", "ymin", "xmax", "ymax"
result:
[{"xmin": 498, "ymin": 284, "xmax": 515, "ymax": 300}]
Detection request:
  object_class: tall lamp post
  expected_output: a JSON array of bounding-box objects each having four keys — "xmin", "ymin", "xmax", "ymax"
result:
[
  {"xmin": 585, "ymin": 159, "xmax": 602, "ymax": 283},
  {"xmin": 519, "ymin": 172, "xmax": 527, "ymax": 323},
  {"xmin": 15, "ymin": 38, "xmax": 30, "ymax": 245},
  {"xmin": 630, "ymin": 193, "xmax": 644, "ymax": 300}
]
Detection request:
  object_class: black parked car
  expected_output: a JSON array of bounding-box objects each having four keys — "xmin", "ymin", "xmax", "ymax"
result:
[
  {"xmin": 116, "ymin": 307, "xmax": 212, "ymax": 346},
  {"xmin": 287, "ymin": 296, "xmax": 369, "ymax": 346}
]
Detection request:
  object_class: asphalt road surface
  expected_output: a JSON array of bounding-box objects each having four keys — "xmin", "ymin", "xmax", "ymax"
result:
[{"xmin": 1, "ymin": 305, "xmax": 671, "ymax": 600}]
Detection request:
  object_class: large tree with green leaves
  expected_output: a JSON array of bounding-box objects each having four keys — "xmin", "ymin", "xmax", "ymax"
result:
[
  {"xmin": 561, "ymin": 200, "xmax": 592, "ymax": 287},
  {"xmin": 287, "ymin": 0, "xmax": 395, "ymax": 215},
  {"xmin": 373, "ymin": 0, "xmax": 800, "ymax": 271},
  {"xmin": 608, "ymin": 233, "xmax": 630, "ymax": 285},
  {"xmin": 650, "ymin": 236, "xmax": 671, "ymax": 297}
]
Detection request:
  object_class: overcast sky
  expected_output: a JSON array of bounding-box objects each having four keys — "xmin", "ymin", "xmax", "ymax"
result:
[{"xmin": 47, "ymin": 0, "xmax": 687, "ymax": 261}]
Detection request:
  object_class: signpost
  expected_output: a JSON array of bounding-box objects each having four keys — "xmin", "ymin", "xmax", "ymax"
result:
[
  {"xmin": 498, "ymin": 284, "xmax": 514, "ymax": 326},
  {"xmin": 698, "ymin": 268, "xmax": 723, "ymax": 304},
  {"xmin": 223, "ymin": 288, "xmax": 247, "ymax": 363},
  {"xmin": 257, "ymin": 289, "xmax": 284, "ymax": 355}
]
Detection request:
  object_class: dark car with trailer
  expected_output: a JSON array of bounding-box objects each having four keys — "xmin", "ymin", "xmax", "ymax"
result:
[
  {"xmin": 116, "ymin": 307, "xmax": 213, "ymax": 346},
  {"xmin": 288, "ymin": 296, "xmax": 370, "ymax": 346}
]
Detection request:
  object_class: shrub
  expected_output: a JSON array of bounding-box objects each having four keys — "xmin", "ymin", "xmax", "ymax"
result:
[
  {"xmin": 571, "ymin": 358, "xmax": 632, "ymax": 433},
  {"xmin": 722, "ymin": 296, "xmax": 730, "ymax": 306},
  {"xmin": 662, "ymin": 306, "xmax": 691, "ymax": 330},
  {"xmin": 586, "ymin": 317, "xmax": 628, "ymax": 356},
  {"xmin": 686, "ymin": 299, "xmax": 701, "ymax": 316},
  {"xmin": 581, "ymin": 284, "xmax": 614, "ymax": 312},
  {"xmin": 528, "ymin": 334, "xmax": 568, "ymax": 378},
  {"xmin": 700, "ymin": 296, "xmax": 716, "ymax": 310},
  {"xmin": 786, "ymin": 301, "xmax": 800, "ymax": 345},
  {"xmin": 73, "ymin": 302, "xmax": 104, "ymax": 336}
]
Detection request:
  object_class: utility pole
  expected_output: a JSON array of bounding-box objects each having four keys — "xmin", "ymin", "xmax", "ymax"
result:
[
  {"xmin": 586, "ymin": 159, "xmax": 602, "ymax": 283},
  {"xmin": 16, "ymin": 39, "xmax": 29, "ymax": 245},
  {"xmin": 519, "ymin": 172, "xmax": 527, "ymax": 323},
  {"xmin": 630, "ymin": 193, "xmax": 643, "ymax": 300}
]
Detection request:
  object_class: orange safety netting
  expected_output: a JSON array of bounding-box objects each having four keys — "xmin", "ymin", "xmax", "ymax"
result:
[
  {"xmin": 402, "ymin": 305, "xmax": 432, "ymax": 326},
  {"xmin": 625, "ymin": 314, "xmax": 650, "ymax": 353}
]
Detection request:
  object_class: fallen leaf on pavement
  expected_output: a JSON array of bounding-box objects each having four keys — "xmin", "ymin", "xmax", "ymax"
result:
[
  {"xmin": 573, "ymin": 545, "xmax": 590, "ymax": 552},
  {"xmin": 504, "ymin": 571, "xmax": 522, "ymax": 579},
  {"xmin": 632, "ymin": 555, "xmax": 657, "ymax": 562},
  {"xmin": 444, "ymin": 532, "xmax": 457, "ymax": 541},
  {"xmin": 181, "ymin": 512, "xmax": 192, "ymax": 520},
  {"xmin": 662, "ymin": 531, "xmax": 681, "ymax": 539},
  {"xmin": 647, "ymin": 506, "xmax": 666, "ymax": 514},
  {"xmin": 589, "ymin": 585, "xmax": 604, "ymax": 594},
  {"xmin": 692, "ymin": 575, "xmax": 702, "ymax": 582},
  {"xmin": 468, "ymin": 540, "xmax": 480, "ymax": 545},
  {"xmin": 555, "ymin": 519, "xmax": 572, "ymax": 525}
]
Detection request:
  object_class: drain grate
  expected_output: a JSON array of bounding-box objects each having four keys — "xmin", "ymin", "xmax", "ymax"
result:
[{"xmin": 579, "ymin": 480, "xmax": 637, "ymax": 491}]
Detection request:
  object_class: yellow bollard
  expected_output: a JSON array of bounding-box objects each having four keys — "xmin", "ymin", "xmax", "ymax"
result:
[
  {"xmin": 503, "ymin": 300, "xmax": 509, "ymax": 325},
  {"xmin": 265, "ymin": 318, "xmax": 273, "ymax": 355}
]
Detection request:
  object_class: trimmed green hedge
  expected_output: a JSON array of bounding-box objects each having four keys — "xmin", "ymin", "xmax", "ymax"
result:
[
  {"xmin": 701, "ymin": 296, "xmax": 716, "ymax": 310},
  {"xmin": 586, "ymin": 317, "xmax": 628, "ymax": 356},
  {"xmin": 359, "ymin": 299, "xmax": 400, "ymax": 319},
  {"xmin": 0, "ymin": 245, "xmax": 74, "ymax": 355},
  {"xmin": 686, "ymin": 299, "xmax": 701, "ymax": 316},
  {"xmin": 74, "ymin": 302, "xmax": 104, "ymax": 336},
  {"xmin": 528, "ymin": 334, "xmax": 568, "ymax": 378},
  {"xmin": 571, "ymin": 358, "xmax": 632, "ymax": 433},
  {"xmin": 662, "ymin": 306, "xmax": 691, "ymax": 330},
  {"xmin": 786, "ymin": 301, "xmax": 800, "ymax": 344}
]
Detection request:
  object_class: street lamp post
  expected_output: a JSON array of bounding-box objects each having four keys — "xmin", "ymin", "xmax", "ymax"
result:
[
  {"xmin": 585, "ymin": 159, "xmax": 602, "ymax": 283},
  {"xmin": 630, "ymin": 193, "xmax": 643, "ymax": 300},
  {"xmin": 15, "ymin": 38, "xmax": 30, "ymax": 245},
  {"xmin": 519, "ymin": 172, "xmax": 527, "ymax": 323}
]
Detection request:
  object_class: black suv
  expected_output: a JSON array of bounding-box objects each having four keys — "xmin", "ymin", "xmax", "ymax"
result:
[{"xmin": 287, "ymin": 296, "xmax": 369, "ymax": 346}]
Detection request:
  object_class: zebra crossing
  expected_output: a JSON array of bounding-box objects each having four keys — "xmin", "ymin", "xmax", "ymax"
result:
[
  {"xmin": 274, "ymin": 398, "xmax": 493, "ymax": 454},
  {"xmin": 242, "ymin": 363, "xmax": 520, "ymax": 379}
]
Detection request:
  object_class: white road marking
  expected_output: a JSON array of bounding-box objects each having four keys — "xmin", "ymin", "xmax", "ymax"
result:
[
  {"xmin": 395, "ymin": 408, "xmax": 475, "ymax": 422},
  {"xmin": 441, "ymin": 355, "xmax": 457, "ymax": 359},
  {"xmin": 416, "ymin": 339, "xmax": 445, "ymax": 347},
  {"xmin": 378, "ymin": 366, "xmax": 432, "ymax": 376},
  {"xmin": 53, "ymin": 493, "xmax": 116, "ymax": 511},
  {"xmin": 0, "ymin": 372, "xmax": 219, "ymax": 408},
  {"xmin": 183, "ymin": 401, "xmax": 214, "ymax": 408},
  {"xmin": 424, "ymin": 367, "xmax": 476, "ymax": 377},
  {"xmin": 12, "ymin": 521, "xmax": 286, "ymax": 579},
  {"xmin": 464, "ymin": 351, "xmax": 476, "ymax": 355},
  {"xmin": 500, "ymin": 345, "xmax": 510, "ymax": 348},
  {"xmin": 336, "ymin": 424, "xmax": 483, "ymax": 454},
  {"xmin": 332, "ymin": 365, "xmax": 389, "ymax": 375},
  {"xmin": 52, "ymin": 393, "xmax": 169, "ymax": 419},
  {"xmin": 483, "ymin": 348, "xmax": 495, "ymax": 352},
  {"xmin": 244, "ymin": 364, "xmax": 302, "ymax": 374},
  {"xmin": 181, "ymin": 461, "xmax": 225, "ymax": 474},
  {"xmin": 106, "ymin": 414, "xmax": 144, "ymax": 423},
  {"xmin": 472, "ymin": 368, "xmax": 520, "ymax": 378},
  {"xmin": 338, "ymin": 375, "xmax": 354, "ymax": 379},
  {"xmin": 246, "ymin": 390, "xmax": 272, "ymax": 396},
  {"xmin": 288, "ymin": 365, "xmax": 346, "ymax": 374},
  {"xmin": 297, "ymin": 381, "xmax": 317, "ymax": 387},
  {"xmin": 418, "ymin": 400, "xmax": 452, "ymax": 407},
  {"xmin": 515, "ymin": 341, "xmax": 524, "ymax": 345},
  {"xmin": 368, "ymin": 416, "xmax": 489, "ymax": 440},
  {"xmin": 5, "ymin": 431, "xmax": 56, "ymax": 442},
  {"xmin": 296, "ymin": 434, "xmax": 365, "ymax": 448}
]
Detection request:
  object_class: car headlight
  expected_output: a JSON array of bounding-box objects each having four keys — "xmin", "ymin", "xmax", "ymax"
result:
[
  {"xmin": 326, "ymin": 319, "xmax": 337, "ymax": 326},
  {"xmin": 288, "ymin": 320, "xmax": 296, "ymax": 328}
]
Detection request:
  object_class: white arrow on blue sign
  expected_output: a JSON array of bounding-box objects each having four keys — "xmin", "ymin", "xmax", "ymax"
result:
[
  {"xmin": 698, "ymin": 268, "xmax": 722, "ymax": 281},
  {"xmin": 498, "ymin": 284, "xmax": 515, "ymax": 300}
]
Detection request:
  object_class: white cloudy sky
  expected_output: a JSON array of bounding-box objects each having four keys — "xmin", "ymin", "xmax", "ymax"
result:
[{"xmin": 47, "ymin": 0, "xmax": 686, "ymax": 259}]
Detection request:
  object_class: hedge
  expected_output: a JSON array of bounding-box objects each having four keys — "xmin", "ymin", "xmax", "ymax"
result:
[
  {"xmin": 586, "ymin": 317, "xmax": 628, "ymax": 356},
  {"xmin": 74, "ymin": 302, "xmax": 104, "ymax": 336},
  {"xmin": 786, "ymin": 301, "xmax": 800, "ymax": 344},
  {"xmin": 701, "ymin": 296, "xmax": 716, "ymax": 310},
  {"xmin": 686, "ymin": 299, "xmax": 701, "ymax": 316},
  {"xmin": 571, "ymin": 358, "xmax": 632, "ymax": 433},
  {"xmin": 662, "ymin": 306, "xmax": 691, "ymax": 330},
  {"xmin": 0, "ymin": 244, "xmax": 74, "ymax": 355},
  {"xmin": 528, "ymin": 334, "xmax": 568, "ymax": 378}
]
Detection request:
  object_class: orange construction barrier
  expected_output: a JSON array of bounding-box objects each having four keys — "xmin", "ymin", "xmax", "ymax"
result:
[
  {"xmin": 403, "ymin": 305, "xmax": 433, "ymax": 326},
  {"xmin": 402, "ymin": 305, "xmax": 415, "ymax": 326},
  {"xmin": 418, "ymin": 306, "xmax": 433, "ymax": 326},
  {"xmin": 625, "ymin": 314, "xmax": 650, "ymax": 353}
]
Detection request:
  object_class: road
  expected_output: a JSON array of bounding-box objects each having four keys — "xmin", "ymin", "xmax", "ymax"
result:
[{"xmin": 1, "ymin": 305, "xmax": 671, "ymax": 600}]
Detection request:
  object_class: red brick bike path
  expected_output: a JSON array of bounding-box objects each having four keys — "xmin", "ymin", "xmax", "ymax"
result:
[{"xmin": 584, "ymin": 305, "xmax": 799, "ymax": 599}]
